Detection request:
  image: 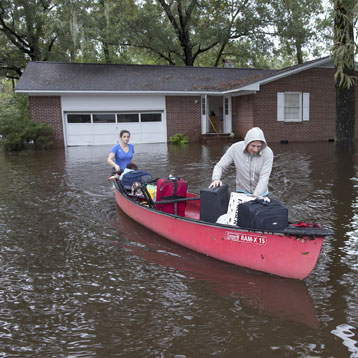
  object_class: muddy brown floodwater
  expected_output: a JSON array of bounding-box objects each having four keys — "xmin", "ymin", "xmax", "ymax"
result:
[{"xmin": 0, "ymin": 141, "xmax": 357, "ymax": 357}]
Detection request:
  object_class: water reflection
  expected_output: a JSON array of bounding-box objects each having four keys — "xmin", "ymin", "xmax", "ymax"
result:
[
  {"xmin": 331, "ymin": 324, "xmax": 358, "ymax": 358},
  {"xmin": 270, "ymin": 142, "xmax": 335, "ymax": 225},
  {"xmin": 339, "ymin": 166, "xmax": 358, "ymax": 273},
  {"xmin": 111, "ymin": 206, "xmax": 320, "ymax": 329},
  {"xmin": 1, "ymin": 143, "xmax": 358, "ymax": 357}
]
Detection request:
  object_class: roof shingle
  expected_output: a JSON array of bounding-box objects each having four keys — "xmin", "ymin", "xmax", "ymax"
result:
[{"xmin": 15, "ymin": 62, "xmax": 277, "ymax": 93}]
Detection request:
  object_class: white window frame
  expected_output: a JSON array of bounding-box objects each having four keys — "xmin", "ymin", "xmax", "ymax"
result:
[
  {"xmin": 201, "ymin": 96, "xmax": 206, "ymax": 116},
  {"xmin": 66, "ymin": 111, "xmax": 163, "ymax": 124},
  {"xmin": 201, "ymin": 95, "xmax": 208, "ymax": 134},
  {"xmin": 277, "ymin": 92, "xmax": 310, "ymax": 122}
]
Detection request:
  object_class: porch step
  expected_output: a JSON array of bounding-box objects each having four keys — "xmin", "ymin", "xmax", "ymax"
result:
[{"xmin": 201, "ymin": 133, "xmax": 239, "ymax": 143}]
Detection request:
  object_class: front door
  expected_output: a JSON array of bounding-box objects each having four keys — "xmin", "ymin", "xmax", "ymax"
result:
[{"xmin": 203, "ymin": 95, "xmax": 232, "ymax": 134}]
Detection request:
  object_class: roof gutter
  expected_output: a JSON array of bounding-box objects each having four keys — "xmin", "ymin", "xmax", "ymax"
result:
[{"xmin": 15, "ymin": 89, "xmax": 226, "ymax": 96}]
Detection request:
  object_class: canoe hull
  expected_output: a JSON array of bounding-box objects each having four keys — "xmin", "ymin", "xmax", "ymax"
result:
[{"xmin": 115, "ymin": 189, "xmax": 323, "ymax": 280}]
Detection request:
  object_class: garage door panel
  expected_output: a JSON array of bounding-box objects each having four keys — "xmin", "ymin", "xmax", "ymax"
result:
[
  {"xmin": 141, "ymin": 122, "xmax": 162, "ymax": 133},
  {"xmin": 93, "ymin": 134, "xmax": 118, "ymax": 145},
  {"xmin": 116, "ymin": 123, "xmax": 140, "ymax": 134},
  {"xmin": 93, "ymin": 124, "xmax": 117, "ymax": 134},
  {"xmin": 141, "ymin": 133, "xmax": 165, "ymax": 143},
  {"xmin": 140, "ymin": 123, "xmax": 165, "ymax": 143},
  {"xmin": 67, "ymin": 134, "xmax": 94, "ymax": 146},
  {"xmin": 67, "ymin": 123, "xmax": 92, "ymax": 135}
]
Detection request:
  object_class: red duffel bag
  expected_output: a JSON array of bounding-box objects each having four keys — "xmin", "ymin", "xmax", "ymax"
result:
[{"xmin": 156, "ymin": 177, "xmax": 187, "ymax": 216}]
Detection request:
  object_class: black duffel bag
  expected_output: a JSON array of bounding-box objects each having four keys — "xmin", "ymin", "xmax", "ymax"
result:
[{"xmin": 237, "ymin": 198, "xmax": 288, "ymax": 230}]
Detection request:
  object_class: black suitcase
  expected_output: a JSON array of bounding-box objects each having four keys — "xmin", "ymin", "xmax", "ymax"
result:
[
  {"xmin": 200, "ymin": 184, "xmax": 230, "ymax": 223},
  {"xmin": 237, "ymin": 198, "xmax": 288, "ymax": 230}
]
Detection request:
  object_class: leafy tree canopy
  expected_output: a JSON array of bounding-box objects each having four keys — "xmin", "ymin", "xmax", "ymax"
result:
[{"xmin": 0, "ymin": 0, "xmax": 339, "ymax": 81}]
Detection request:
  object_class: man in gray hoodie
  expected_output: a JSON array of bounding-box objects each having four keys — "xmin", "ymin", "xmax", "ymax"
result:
[{"xmin": 209, "ymin": 127, "xmax": 273, "ymax": 197}]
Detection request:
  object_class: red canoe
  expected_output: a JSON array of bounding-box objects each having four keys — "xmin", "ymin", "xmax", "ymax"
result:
[{"xmin": 113, "ymin": 180, "xmax": 332, "ymax": 280}]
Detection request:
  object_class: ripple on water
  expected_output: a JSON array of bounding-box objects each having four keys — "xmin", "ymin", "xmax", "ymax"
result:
[{"xmin": 0, "ymin": 143, "xmax": 358, "ymax": 357}]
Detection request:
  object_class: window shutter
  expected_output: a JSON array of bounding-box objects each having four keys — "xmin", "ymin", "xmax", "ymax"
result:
[
  {"xmin": 277, "ymin": 92, "xmax": 284, "ymax": 121},
  {"xmin": 303, "ymin": 93, "xmax": 310, "ymax": 121}
]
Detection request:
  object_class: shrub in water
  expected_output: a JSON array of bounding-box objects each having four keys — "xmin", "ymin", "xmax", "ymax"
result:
[
  {"xmin": 169, "ymin": 133, "xmax": 189, "ymax": 144},
  {"xmin": 0, "ymin": 92, "xmax": 54, "ymax": 151}
]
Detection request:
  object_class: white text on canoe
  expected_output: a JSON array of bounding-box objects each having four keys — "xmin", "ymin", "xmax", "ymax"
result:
[{"xmin": 224, "ymin": 232, "xmax": 267, "ymax": 245}]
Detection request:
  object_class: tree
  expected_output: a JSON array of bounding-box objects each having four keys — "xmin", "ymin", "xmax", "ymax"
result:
[
  {"xmin": 0, "ymin": 31, "xmax": 24, "ymax": 79},
  {"xmin": 0, "ymin": 0, "xmax": 146, "ymax": 79},
  {"xmin": 52, "ymin": 0, "xmax": 90, "ymax": 62},
  {"xmin": 270, "ymin": 0, "xmax": 329, "ymax": 65},
  {"xmin": 0, "ymin": 0, "xmax": 59, "ymax": 79},
  {"xmin": 124, "ymin": 0, "xmax": 273, "ymax": 67},
  {"xmin": 197, "ymin": 0, "xmax": 274, "ymax": 67},
  {"xmin": 0, "ymin": 0, "xmax": 344, "ymax": 78},
  {"xmin": 88, "ymin": 0, "xmax": 137, "ymax": 64},
  {"xmin": 332, "ymin": 0, "xmax": 357, "ymax": 151}
]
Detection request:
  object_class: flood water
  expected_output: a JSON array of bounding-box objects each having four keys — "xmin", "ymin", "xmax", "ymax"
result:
[{"xmin": 0, "ymin": 141, "xmax": 357, "ymax": 358}]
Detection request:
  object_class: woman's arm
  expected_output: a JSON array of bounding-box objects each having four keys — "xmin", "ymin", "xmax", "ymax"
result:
[{"xmin": 107, "ymin": 152, "xmax": 120, "ymax": 172}]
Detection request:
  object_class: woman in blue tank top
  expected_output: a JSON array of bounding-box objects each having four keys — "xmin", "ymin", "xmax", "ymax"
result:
[{"xmin": 107, "ymin": 130, "xmax": 135, "ymax": 171}]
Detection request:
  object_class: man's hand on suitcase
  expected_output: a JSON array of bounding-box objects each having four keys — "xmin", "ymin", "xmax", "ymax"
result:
[{"xmin": 209, "ymin": 179, "xmax": 222, "ymax": 188}]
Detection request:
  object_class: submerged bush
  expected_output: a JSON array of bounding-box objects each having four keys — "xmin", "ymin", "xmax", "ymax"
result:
[
  {"xmin": 0, "ymin": 89, "xmax": 54, "ymax": 151},
  {"xmin": 169, "ymin": 133, "xmax": 189, "ymax": 144}
]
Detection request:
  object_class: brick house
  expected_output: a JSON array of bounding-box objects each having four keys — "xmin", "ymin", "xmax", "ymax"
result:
[{"xmin": 15, "ymin": 57, "xmax": 358, "ymax": 147}]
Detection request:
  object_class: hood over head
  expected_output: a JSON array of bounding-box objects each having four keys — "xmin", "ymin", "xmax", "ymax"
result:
[{"xmin": 244, "ymin": 127, "xmax": 267, "ymax": 151}]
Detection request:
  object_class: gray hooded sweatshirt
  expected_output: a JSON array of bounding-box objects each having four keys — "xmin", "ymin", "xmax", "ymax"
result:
[{"xmin": 212, "ymin": 127, "xmax": 273, "ymax": 196}]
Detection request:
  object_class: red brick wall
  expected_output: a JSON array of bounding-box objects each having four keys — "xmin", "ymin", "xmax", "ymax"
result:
[
  {"xmin": 165, "ymin": 96, "xmax": 201, "ymax": 142},
  {"xmin": 27, "ymin": 68, "xmax": 358, "ymax": 147},
  {"xmin": 232, "ymin": 95, "xmax": 255, "ymax": 139},
  {"xmin": 29, "ymin": 96, "xmax": 64, "ymax": 148},
  {"xmin": 253, "ymin": 67, "xmax": 358, "ymax": 143}
]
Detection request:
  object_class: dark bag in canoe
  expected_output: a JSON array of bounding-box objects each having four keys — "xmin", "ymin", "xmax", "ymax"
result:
[
  {"xmin": 121, "ymin": 170, "xmax": 153, "ymax": 188},
  {"xmin": 200, "ymin": 184, "xmax": 230, "ymax": 223},
  {"xmin": 237, "ymin": 198, "xmax": 288, "ymax": 230}
]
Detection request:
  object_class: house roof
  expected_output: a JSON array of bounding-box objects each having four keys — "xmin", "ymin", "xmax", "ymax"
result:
[
  {"xmin": 229, "ymin": 56, "xmax": 333, "ymax": 93},
  {"xmin": 15, "ymin": 57, "xmax": 334, "ymax": 95}
]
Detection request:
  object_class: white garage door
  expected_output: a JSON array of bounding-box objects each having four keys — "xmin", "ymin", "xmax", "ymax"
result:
[{"xmin": 65, "ymin": 111, "xmax": 166, "ymax": 146}]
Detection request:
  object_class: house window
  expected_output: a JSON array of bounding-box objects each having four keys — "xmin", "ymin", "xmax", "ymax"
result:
[
  {"xmin": 66, "ymin": 111, "xmax": 162, "ymax": 124},
  {"xmin": 141, "ymin": 113, "xmax": 161, "ymax": 122},
  {"xmin": 117, "ymin": 113, "xmax": 139, "ymax": 123},
  {"xmin": 277, "ymin": 92, "xmax": 310, "ymax": 122},
  {"xmin": 67, "ymin": 114, "xmax": 91, "ymax": 123},
  {"xmin": 93, "ymin": 114, "xmax": 115, "ymax": 123},
  {"xmin": 284, "ymin": 93, "xmax": 301, "ymax": 121}
]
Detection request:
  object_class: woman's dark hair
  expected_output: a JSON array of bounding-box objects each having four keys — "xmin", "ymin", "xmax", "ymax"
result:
[{"xmin": 120, "ymin": 130, "xmax": 130, "ymax": 138}]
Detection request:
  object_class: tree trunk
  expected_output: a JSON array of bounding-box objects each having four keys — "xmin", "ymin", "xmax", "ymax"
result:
[
  {"xmin": 334, "ymin": 0, "xmax": 355, "ymax": 152},
  {"xmin": 158, "ymin": 0, "xmax": 195, "ymax": 66},
  {"xmin": 335, "ymin": 81, "xmax": 355, "ymax": 151},
  {"xmin": 183, "ymin": 43, "xmax": 194, "ymax": 66},
  {"xmin": 102, "ymin": 41, "xmax": 111, "ymax": 64},
  {"xmin": 295, "ymin": 40, "xmax": 303, "ymax": 64}
]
